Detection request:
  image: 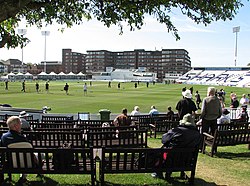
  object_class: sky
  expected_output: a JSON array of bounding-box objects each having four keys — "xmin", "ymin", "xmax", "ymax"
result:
[{"xmin": 0, "ymin": 2, "xmax": 250, "ymax": 68}]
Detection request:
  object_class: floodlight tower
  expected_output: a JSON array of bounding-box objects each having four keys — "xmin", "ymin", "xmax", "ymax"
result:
[
  {"xmin": 18, "ymin": 29, "xmax": 27, "ymax": 72},
  {"xmin": 233, "ymin": 26, "xmax": 240, "ymax": 67},
  {"xmin": 41, "ymin": 31, "xmax": 50, "ymax": 73}
]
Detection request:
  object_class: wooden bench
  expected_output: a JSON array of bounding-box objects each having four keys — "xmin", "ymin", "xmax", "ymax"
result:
[
  {"xmin": 87, "ymin": 129, "xmax": 148, "ymax": 148},
  {"xmin": 41, "ymin": 115, "xmax": 75, "ymax": 124},
  {"xmin": 0, "ymin": 147, "xmax": 96, "ymax": 185},
  {"xmin": 87, "ymin": 125, "xmax": 138, "ymax": 133},
  {"xmin": 152, "ymin": 120, "xmax": 179, "ymax": 138},
  {"xmin": 134, "ymin": 114, "xmax": 179, "ymax": 137},
  {"xmin": 99, "ymin": 147, "xmax": 199, "ymax": 185},
  {"xmin": 33, "ymin": 128, "xmax": 83, "ymax": 132},
  {"xmin": 23, "ymin": 131, "xmax": 86, "ymax": 148},
  {"xmin": 30, "ymin": 122, "xmax": 77, "ymax": 129},
  {"xmin": 217, "ymin": 122, "xmax": 249, "ymax": 130},
  {"xmin": 78, "ymin": 120, "xmax": 114, "ymax": 129},
  {"xmin": 202, "ymin": 128, "xmax": 250, "ymax": 157}
]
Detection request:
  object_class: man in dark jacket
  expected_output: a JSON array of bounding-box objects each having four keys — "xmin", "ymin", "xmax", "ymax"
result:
[
  {"xmin": 152, "ymin": 113, "xmax": 201, "ymax": 178},
  {"xmin": 161, "ymin": 113, "xmax": 201, "ymax": 148},
  {"xmin": 0, "ymin": 116, "xmax": 31, "ymax": 184},
  {"xmin": 0, "ymin": 116, "xmax": 29, "ymax": 146},
  {"xmin": 176, "ymin": 89, "xmax": 197, "ymax": 120}
]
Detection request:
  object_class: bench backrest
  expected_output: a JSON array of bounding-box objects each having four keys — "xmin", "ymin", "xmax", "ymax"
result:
[
  {"xmin": 0, "ymin": 147, "xmax": 95, "ymax": 174},
  {"xmin": 87, "ymin": 129, "xmax": 148, "ymax": 148},
  {"xmin": 100, "ymin": 147, "xmax": 198, "ymax": 173},
  {"xmin": 23, "ymin": 131, "xmax": 86, "ymax": 148},
  {"xmin": 87, "ymin": 126, "xmax": 138, "ymax": 133},
  {"xmin": 41, "ymin": 115, "xmax": 74, "ymax": 124},
  {"xmin": 7, "ymin": 142, "xmax": 33, "ymax": 168},
  {"xmin": 217, "ymin": 122, "xmax": 249, "ymax": 131},
  {"xmin": 33, "ymin": 128, "xmax": 82, "ymax": 132},
  {"xmin": 30, "ymin": 122, "xmax": 76, "ymax": 129},
  {"xmin": 215, "ymin": 129, "xmax": 250, "ymax": 146},
  {"xmin": 78, "ymin": 120, "xmax": 114, "ymax": 131}
]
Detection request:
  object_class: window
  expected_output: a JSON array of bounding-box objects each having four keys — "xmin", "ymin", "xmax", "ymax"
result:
[{"xmin": 78, "ymin": 112, "xmax": 90, "ymax": 120}]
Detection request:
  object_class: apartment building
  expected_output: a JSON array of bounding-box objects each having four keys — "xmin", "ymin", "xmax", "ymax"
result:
[
  {"xmin": 86, "ymin": 49, "xmax": 191, "ymax": 80},
  {"xmin": 62, "ymin": 49, "xmax": 86, "ymax": 74},
  {"xmin": 86, "ymin": 50, "xmax": 114, "ymax": 73}
]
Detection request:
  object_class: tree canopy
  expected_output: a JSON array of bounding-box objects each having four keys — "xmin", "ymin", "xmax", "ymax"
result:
[{"xmin": 0, "ymin": 0, "xmax": 245, "ymax": 49}]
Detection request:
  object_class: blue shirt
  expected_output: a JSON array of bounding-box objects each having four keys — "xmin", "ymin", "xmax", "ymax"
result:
[
  {"xmin": 149, "ymin": 109, "xmax": 159, "ymax": 116},
  {"xmin": 0, "ymin": 130, "xmax": 28, "ymax": 147}
]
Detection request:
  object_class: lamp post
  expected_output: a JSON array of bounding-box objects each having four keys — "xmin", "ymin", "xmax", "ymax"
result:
[
  {"xmin": 18, "ymin": 29, "xmax": 27, "ymax": 73},
  {"xmin": 41, "ymin": 31, "xmax": 50, "ymax": 73},
  {"xmin": 233, "ymin": 26, "xmax": 240, "ymax": 67}
]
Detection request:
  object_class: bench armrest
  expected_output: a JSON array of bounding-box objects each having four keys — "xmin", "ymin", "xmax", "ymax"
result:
[{"xmin": 203, "ymin": 132, "xmax": 214, "ymax": 139}]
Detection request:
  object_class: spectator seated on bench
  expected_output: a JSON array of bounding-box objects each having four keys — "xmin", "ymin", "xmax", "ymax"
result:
[
  {"xmin": 236, "ymin": 105, "xmax": 249, "ymax": 122},
  {"xmin": 153, "ymin": 113, "xmax": 201, "ymax": 179},
  {"xmin": 0, "ymin": 147, "xmax": 96, "ymax": 185},
  {"xmin": 0, "ymin": 116, "xmax": 40, "ymax": 184},
  {"xmin": 99, "ymin": 147, "xmax": 199, "ymax": 185},
  {"xmin": 113, "ymin": 108, "xmax": 132, "ymax": 127},
  {"xmin": 19, "ymin": 111, "xmax": 32, "ymax": 131}
]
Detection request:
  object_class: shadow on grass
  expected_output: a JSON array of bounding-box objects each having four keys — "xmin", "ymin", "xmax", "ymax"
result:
[
  {"xmin": 100, "ymin": 177, "xmax": 219, "ymax": 186},
  {"xmin": 2, "ymin": 176, "xmax": 91, "ymax": 186},
  {"xmin": 215, "ymin": 151, "xmax": 250, "ymax": 160}
]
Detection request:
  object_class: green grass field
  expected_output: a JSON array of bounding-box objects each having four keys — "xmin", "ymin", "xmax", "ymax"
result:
[
  {"xmin": 0, "ymin": 81, "xmax": 249, "ymax": 186},
  {"xmin": 1, "ymin": 80, "xmax": 249, "ymax": 114}
]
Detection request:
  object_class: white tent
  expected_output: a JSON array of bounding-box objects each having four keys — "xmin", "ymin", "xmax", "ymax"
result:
[
  {"xmin": 67, "ymin": 72, "xmax": 75, "ymax": 76},
  {"xmin": 77, "ymin": 72, "xmax": 84, "ymax": 76},
  {"xmin": 38, "ymin": 72, "xmax": 48, "ymax": 75},
  {"xmin": 7, "ymin": 72, "xmax": 15, "ymax": 80},
  {"xmin": 24, "ymin": 72, "xmax": 33, "ymax": 79},
  {"xmin": 16, "ymin": 72, "xmax": 24, "ymax": 76},
  {"xmin": 8, "ymin": 72, "xmax": 15, "ymax": 76},
  {"xmin": 58, "ymin": 72, "xmax": 66, "ymax": 75},
  {"xmin": 25, "ymin": 72, "xmax": 32, "ymax": 76},
  {"xmin": 49, "ymin": 71, "xmax": 57, "ymax": 75}
]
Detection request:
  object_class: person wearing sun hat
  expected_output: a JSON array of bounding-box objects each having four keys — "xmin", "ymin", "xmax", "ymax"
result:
[
  {"xmin": 151, "ymin": 113, "xmax": 201, "ymax": 179},
  {"xmin": 176, "ymin": 89, "xmax": 197, "ymax": 120},
  {"xmin": 161, "ymin": 113, "xmax": 201, "ymax": 148},
  {"xmin": 19, "ymin": 111, "xmax": 31, "ymax": 131}
]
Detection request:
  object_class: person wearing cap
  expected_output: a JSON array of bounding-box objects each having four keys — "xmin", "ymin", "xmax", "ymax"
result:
[
  {"xmin": 236, "ymin": 105, "xmax": 249, "ymax": 122},
  {"xmin": 152, "ymin": 113, "xmax": 201, "ymax": 179},
  {"xmin": 19, "ymin": 111, "xmax": 31, "ymax": 131},
  {"xmin": 200, "ymin": 87, "xmax": 222, "ymax": 136},
  {"xmin": 217, "ymin": 108, "xmax": 231, "ymax": 124},
  {"xmin": 176, "ymin": 89, "xmax": 197, "ymax": 120},
  {"xmin": 162, "ymin": 113, "xmax": 202, "ymax": 148}
]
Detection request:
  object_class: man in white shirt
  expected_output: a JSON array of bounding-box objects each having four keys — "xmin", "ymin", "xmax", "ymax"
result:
[
  {"xmin": 239, "ymin": 94, "xmax": 249, "ymax": 106},
  {"xmin": 217, "ymin": 108, "xmax": 231, "ymax": 124}
]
